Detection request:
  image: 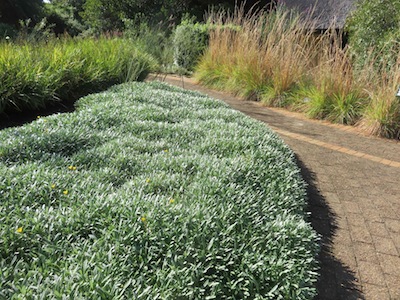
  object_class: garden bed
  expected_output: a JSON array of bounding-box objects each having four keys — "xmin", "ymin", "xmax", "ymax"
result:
[{"xmin": 0, "ymin": 82, "xmax": 319, "ymax": 299}]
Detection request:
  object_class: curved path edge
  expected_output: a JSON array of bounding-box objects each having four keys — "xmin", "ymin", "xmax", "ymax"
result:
[{"xmin": 147, "ymin": 74, "xmax": 400, "ymax": 300}]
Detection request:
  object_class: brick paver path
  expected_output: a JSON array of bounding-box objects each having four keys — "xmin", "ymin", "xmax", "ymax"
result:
[{"xmin": 149, "ymin": 75, "xmax": 400, "ymax": 300}]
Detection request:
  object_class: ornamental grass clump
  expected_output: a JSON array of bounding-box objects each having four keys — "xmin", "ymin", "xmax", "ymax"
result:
[
  {"xmin": 196, "ymin": 4, "xmax": 400, "ymax": 138},
  {"xmin": 0, "ymin": 37, "xmax": 156, "ymax": 115},
  {"xmin": 357, "ymin": 50, "xmax": 400, "ymax": 138},
  {"xmin": 292, "ymin": 28, "xmax": 367, "ymax": 124},
  {"xmin": 196, "ymin": 6, "xmax": 318, "ymax": 103},
  {"xmin": 0, "ymin": 82, "xmax": 319, "ymax": 299}
]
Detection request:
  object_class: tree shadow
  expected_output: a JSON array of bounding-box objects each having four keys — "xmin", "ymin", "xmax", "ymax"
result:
[
  {"xmin": 0, "ymin": 101, "xmax": 76, "ymax": 130},
  {"xmin": 0, "ymin": 80, "xmax": 130, "ymax": 130},
  {"xmin": 295, "ymin": 155, "xmax": 364, "ymax": 300}
]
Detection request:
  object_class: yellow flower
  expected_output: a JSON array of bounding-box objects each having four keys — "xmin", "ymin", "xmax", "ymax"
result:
[
  {"xmin": 51, "ymin": 184, "xmax": 56, "ymax": 189},
  {"xmin": 17, "ymin": 227, "xmax": 23, "ymax": 233},
  {"xmin": 37, "ymin": 116, "xmax": 41, "ymax": 119},
  {"xmin": 68, "ymin": 166, "xmax": 77, "ymax": 171},
  {"xmin": 169, "ymin": 198, "xmax": 175, "ymax": 204},
  {"xmin": 141, "ymin": 216, "xmax": 146, "ymax": 223},
  {"xmin": 63, "ymin": 190, "xmax": 69, "ymax": 195},
  {"xmin": 145, "ymin": 178, "xmax": 151, "ymax": 183},
  {"xmin": 164, "ymin": 149, "xmax": 168, "ymax": 153}
]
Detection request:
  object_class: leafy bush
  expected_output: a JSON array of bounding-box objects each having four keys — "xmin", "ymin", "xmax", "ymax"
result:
[
  {"xmin": 173, "ymin": 19, "xmax": 241, "ymax": 74},
  {"xmin": 0, "ymin": 37, "xmax": 156, "ymax": 115},
  {"xmin": 346, "ymin": 0, "xmax": 400, "ymax": 68},
  {"xmin": 0, "ymin": 82, "xmax": 319, "ymax": 299},
  {"xmin": 79, "ymin": 0, "xmax": 235, "ymax": 33},
  {"xmin": 123, "ymin": 19, "xmax": 174, "ymax": 73},
  {"xmin": 173, "ymin": 19, "xmax": 210, "ymax": 72}
]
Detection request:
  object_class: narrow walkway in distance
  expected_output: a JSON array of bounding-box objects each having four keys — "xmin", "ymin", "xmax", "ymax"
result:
[{"xmin": 149, "ymin": 75, "xmax": 400, "ymax": 300}]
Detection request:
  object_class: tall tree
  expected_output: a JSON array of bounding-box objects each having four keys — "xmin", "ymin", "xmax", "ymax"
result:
[{"xmin": 80, "ymin": 0, "xmax": 273, "ymax": 32}]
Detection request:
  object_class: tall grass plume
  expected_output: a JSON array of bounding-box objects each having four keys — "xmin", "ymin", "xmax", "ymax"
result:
[{"xmin": 195, "ymin": 4, "xmax": 400, "ymax": 138}]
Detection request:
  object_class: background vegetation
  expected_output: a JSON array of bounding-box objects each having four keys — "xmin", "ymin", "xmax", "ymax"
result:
[
  {"xmin": 0, "ymin": 0, "xmax": 268, "ymax": 36},
  {"xmin": 1, "ymin": 1, "xmax": 399, "ymax": 132},
  {"xmin": 0, "ymin": 38, "xmax": 156, "ymax": 115},
  {"xmin": 0, "ymin": 81, "xmax": 319, "ymax": 299},
  {"xmin": 346, "ymin": 0, "xmax": 400, "ymax": 69},
  {"xmin": 195, "ymin": 4, "xmax": 400, "ymax": 139},
  {"xmin": 0, "ymin": 0, "xmax": 44, "ymax": 27},
  {"xmin": 3, "ymin": 0, "xmax": 398, "ymax": 297},
  {"xmin": 0, "ymin": 0, "xmax": 270, "ymax": 117}
]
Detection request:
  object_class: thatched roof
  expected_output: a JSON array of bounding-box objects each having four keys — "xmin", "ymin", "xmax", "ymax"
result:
[{"xmin": 279, "ymin": 0, "xmax": 357, "ymax": 29}]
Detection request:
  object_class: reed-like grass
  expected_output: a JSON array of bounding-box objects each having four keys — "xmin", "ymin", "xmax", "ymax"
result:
[
  {"xmin": 195, "ymin": 5, "xmax": 400, "ymax": 138},
  {"xmin": 197, "ymin": 7, "xmax": 314, "ymax": 103},
  {"xmin": 357, "ymin": 51, "xmax": 400, "ymax": 138},
  {"xmin": 0, "ymin": 37, "xmax": 157, "ymax": 114},
  {"xmin": 292, "ymin": 29, "xmax": 368, "ymax": 125}
]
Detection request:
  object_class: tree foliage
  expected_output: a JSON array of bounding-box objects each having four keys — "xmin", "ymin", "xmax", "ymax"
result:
[
  {"xmin": 346, "ymin": 0, "xmax": 400, "ymax": 67},
  {"xmin": 80, "ymin": 0, "xmax": 270, "ymax": 32},
  {"xmin": 45, "ymin": 0, "xmax": 86, "ymax": 35},
  {"xmin": 0, "ymin": 0, "xmax": 44, "ymax": 26},
  {"xmin": 0, "ymin": 0, "xmax": 273, "ymax": 34}
]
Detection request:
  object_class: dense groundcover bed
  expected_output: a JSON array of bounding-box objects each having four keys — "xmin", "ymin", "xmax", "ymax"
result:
[{"xmin": 0, "ymin": 82, "xmax": 319, "ymax": 299}]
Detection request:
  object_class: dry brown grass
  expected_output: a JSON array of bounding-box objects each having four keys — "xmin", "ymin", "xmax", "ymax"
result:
[
  {"xmin": 357, "ymin": 51, "xmax": 400, "ymax": 138},
  {"xmin": 195, "ymin": 5, "xmax": 400, "ymax": 138}
]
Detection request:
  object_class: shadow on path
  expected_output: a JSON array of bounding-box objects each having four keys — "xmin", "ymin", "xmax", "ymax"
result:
[{"xmin": 295, "ymin": 156, "xmax": 364, "ymax": 300}]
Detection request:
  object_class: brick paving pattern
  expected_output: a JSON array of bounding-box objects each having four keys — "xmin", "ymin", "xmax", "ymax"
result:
[{"xmin": 150, "ymin": 75, "xmax": 400, "ymax": 300}]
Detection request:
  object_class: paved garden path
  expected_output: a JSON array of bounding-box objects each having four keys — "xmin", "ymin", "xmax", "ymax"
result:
[{"xmin": 148, "ymin": 74, "xmax": 400, "ymax": 300}]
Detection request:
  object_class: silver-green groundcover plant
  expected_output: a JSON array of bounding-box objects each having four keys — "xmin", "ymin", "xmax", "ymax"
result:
[{"xmin": 0, "ymin": 82, "xmax": 319, "ymax": 299}]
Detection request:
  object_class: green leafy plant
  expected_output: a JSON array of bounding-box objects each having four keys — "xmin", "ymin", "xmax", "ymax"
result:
[
  {"xmin": 173, "ymin": 18, "xmax": 210, "ymax": 72},
  {"xmin": 44, "ymin": 0, "xmax": 86, "ymax": 36},
  {"xmin": 0, "ymin": 81, "xmax": 319, "ymax": 299},
  {"xmin": 346, "ymin": 0, "xmax": 400, "ymax": 69}
]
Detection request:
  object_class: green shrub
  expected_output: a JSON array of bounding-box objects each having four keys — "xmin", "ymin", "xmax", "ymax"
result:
[
  {"xmin": 346, "ymin": 0, "xmax": 400, "ymax": 68},
  {"xmin": 124, "ymin": 18, "xmax": 174, "ymax": 73},
  {"xmin": 173, "ymin": 19, "xmax": 210, "ymax": 72},
  {"xmin": 0, "ymin": 37, "xmax": 156, "ymax": 114},
  {"xmin": 0, "ymin": 82, "xmax": 319, "ymax": 299}
]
